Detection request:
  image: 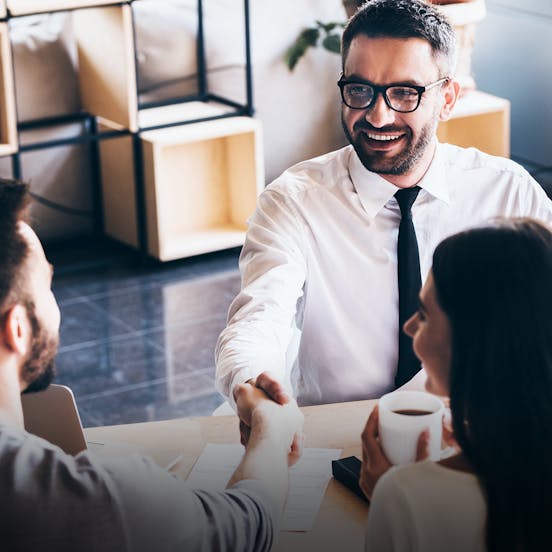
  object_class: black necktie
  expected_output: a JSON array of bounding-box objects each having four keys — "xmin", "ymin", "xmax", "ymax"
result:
[{"xmin": 394, "ymin": 186, "xmax": 422, "ymax": 388}]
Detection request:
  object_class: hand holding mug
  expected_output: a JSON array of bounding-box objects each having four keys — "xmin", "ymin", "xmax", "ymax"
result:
[
  {"xmin": 360, "ymin": 391, "xmax": 445, "ymax": 499},
  {"xmin": 360, "ymin": 405, "xmax": 430, "ymax": 500}
]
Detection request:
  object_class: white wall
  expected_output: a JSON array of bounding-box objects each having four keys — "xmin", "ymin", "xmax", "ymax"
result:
[
  {"xmin": 250, "ymin": 0, "xmax": 347, "ymax": 183},
  {"xmin": 471, "ymin": 0, "xmax": 552, "ymax": 169}
]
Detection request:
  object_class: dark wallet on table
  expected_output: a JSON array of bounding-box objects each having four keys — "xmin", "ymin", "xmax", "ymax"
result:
[{"xmin": 331, "ymin": 456, "xmax": 369, "ymax": 503}]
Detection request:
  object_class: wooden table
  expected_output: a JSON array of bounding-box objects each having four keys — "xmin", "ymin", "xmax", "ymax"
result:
[{"xmin": 84, "ymin": 399, "xmax": 376, "ymax": 551}]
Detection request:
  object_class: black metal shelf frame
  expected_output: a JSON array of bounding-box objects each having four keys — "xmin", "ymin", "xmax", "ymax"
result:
[{"xmin": 3, "ymin": 0, "xmax": 255, "ymax": 258}]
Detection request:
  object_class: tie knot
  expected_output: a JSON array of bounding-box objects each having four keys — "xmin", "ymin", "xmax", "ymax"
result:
[{"xmin": 395, "ymin": 186, "xmax": 421, "ymax": 216}]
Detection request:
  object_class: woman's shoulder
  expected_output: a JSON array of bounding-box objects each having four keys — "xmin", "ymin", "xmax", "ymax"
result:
[
  {"xmin": 369, "ymin": 462, "xmax": 487, "ymax": 552},
  {"xmin": 383, "ymin": 460, "xmax": 477, "ymax": 488},
  {"xmin": 375, "ymin": 460, "xmax": 481, "ymax": 507}
]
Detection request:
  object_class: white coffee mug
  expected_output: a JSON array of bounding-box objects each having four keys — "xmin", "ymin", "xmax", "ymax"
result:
[{"xmin": 378, "ymin": 390, "xmax": 445, "ymax": 465}]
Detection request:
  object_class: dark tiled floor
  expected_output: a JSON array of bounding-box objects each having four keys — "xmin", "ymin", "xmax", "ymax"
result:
[{"xmin": 50, "ymin": 244, "xmax": 241, "ymax": 427}]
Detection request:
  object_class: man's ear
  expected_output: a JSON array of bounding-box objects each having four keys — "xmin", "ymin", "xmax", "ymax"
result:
[
  {"xmin": 1, "ymin": 305, "xmax": 30, "ymax": 355},
  {"xmin": 439, "ymin": 79, "xmax": 461, "ymax": 122}
]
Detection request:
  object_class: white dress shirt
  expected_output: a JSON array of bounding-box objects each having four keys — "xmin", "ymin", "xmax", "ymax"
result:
[
  {"xmin": 215, "ymin": 143, "xmax": 552, "ymax": 406},
  {"xmin": 365, "ymin": 462, "xmax": 486, "ymax": 552}
]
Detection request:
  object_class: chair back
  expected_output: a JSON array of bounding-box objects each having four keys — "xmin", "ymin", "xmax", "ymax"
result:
[{"xmin": 22, "ymin": 384, "xmax": 87, "ymax": 456}]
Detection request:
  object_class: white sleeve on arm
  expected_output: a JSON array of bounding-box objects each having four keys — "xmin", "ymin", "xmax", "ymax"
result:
[
  {"xmin": 365, "ymin": 469, "xmax": 416, "ymax": 552},
  {"xmin": 103, "ymin": 455, "xmax": 281, "ymax": 552},
  {"xmin": 520, "ymin": 170, "xmax": 552, "ymax": 224},
  {"xmin": 215, "ymin": 188, "xmax": 307, "ymax": 405}
]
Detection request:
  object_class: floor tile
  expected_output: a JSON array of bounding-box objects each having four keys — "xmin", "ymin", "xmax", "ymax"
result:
[
  {"xmin": 58, "ymin": 300, "xmax": 133, "ymax": 349},
  {"xmin": 77, "ymin": 378, "xmax": 225, "ymax": 426},
  {"xmin": 53, "ymin": 247, "xmax": 240, "ymax": 300},
  {"xmin": 52, "ymin": 248, "xmax": 241, "ymax": 426},
  {"xmin": 55, "ymin": 334, "xmax": 168, "ymax": 398},
  {"xmin": 89, "ymin": 272, "xmax": 240, "ymax": 333}
]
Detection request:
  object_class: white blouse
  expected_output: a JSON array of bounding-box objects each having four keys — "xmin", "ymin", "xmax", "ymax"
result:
[{"xmin": 366, "ymin": 461, "xmax": 486, "ymax": 552}]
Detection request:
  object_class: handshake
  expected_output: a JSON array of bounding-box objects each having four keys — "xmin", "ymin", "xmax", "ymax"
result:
[
  {"xmin": 233, "ymin": 371, "xmax": 304, "ymax": 467},
  {"xmin": 226, "ymin": 371, "xmax": 304, "ymax": 508}
]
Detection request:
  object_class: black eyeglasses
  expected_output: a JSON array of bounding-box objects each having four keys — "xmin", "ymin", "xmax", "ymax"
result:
[{"xmin": 337, "ymin": 76, "xmax": 450, "ymax": 113}]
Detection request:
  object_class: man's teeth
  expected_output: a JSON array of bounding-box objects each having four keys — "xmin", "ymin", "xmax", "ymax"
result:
[{"xmin": 367, "ymin": 133, "xmax": 402, "ymax": 141}]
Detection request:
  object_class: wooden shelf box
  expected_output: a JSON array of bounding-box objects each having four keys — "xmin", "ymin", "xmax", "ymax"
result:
[
  {"xmin": 6, "ymin": 0, "xmax": 129, "ymax": 16},
  {"xmin": 0, "ymin": 22, "xmax": 17, "ymax": 155},
  {"xmin": 1, "ymin": 0, "xmax": 260, "ymax": 262},
  {"xmin": 437, "ymin": 90, "xmax": 510, "ymax": 158},
  {"xmin": 72, "ymin": 3, "xmax": 137, "ymax": 131},
  {"xmin": 100, "ymin": 115, "xmax": 264, "ymax": 261}
]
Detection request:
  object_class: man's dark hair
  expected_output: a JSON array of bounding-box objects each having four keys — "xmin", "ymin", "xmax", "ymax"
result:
[
  {"xmin": 342, "ymin": 0, "xmax": 457, "ymax": 75},
  {"xmin": 0, "ymin": 179, "xmax": 31, "ymax": 313},
  {"xmin": 432, "ymin": 218, "xmax": 552, "ymax": 551}
]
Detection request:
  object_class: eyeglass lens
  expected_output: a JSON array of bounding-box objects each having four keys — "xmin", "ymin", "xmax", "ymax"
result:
[{"xmin": 343, "ymin": 83, "xmax": 420, "ymax": 112}]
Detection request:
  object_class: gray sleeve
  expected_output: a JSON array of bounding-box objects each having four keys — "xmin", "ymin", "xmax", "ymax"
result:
[
  {"xmin": 0, "ymin": 429, "xmax": 128, "ymax": 552},
  {"xmin": 1, "ymin": 427, "xmax": 279, "ymax": 552},
  {"xmin": 101, "ymin": 454, "xmax": 280, "ymax": 552}
]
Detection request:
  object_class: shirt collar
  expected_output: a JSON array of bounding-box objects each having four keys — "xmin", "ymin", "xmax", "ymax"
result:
[
  {"xmin": 417, "ymin": 143, "xmax": 450, "ymax": 205},
  {"xmin": 347, "ymin": 142, "xmax": 451, "ymax": 219}
]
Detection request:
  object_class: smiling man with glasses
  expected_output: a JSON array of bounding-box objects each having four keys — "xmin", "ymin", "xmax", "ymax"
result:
[{"xmin": 216, "ymin": 0, "xmax": 552, "ymax": 435}]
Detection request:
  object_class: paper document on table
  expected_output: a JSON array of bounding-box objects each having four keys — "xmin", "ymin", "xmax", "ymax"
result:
[
  {"xmin": 185, "ymin": 443, "xmax": 246, "ymax": 492},
  {"xmin": 186, "ymin": 443, "xmax": 341, "ymax": 532},
  {"xmin": 283, "ymin": 447, "xmax": 343, "ymax": 531}
]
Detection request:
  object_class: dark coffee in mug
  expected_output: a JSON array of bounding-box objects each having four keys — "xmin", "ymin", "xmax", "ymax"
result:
[
  {"xmin": 393, "ymin": 409, "xmax": 433, "ymax": 416},
  {"xmin": 380, "ymin": 391, "xmax": 445, "ymax": 463}
]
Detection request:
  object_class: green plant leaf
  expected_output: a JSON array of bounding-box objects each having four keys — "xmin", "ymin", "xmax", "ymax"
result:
[
  {"xmin": 322, "ymin": 34, "xmax": 341, "ymax": 54},
  {"xmin": 318, "ymin": 21, "xmax": 344, "ymax": 33},
  {"xmin": 300, "ymin": 27, "xmax": 320, "ymax": 46},
  {"xmin": 283, "ymin": 21, "xmax": 345, "ymax": 71},
  {"xmin": 284, "ymin": 27, "xmax": 320, "ymax": 70},
  {"xmin": 284, "ymin": 42, "xmax": 307, "ymax": 71}
]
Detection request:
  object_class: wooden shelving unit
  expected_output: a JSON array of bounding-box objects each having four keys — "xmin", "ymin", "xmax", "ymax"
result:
[
  {"xmin": 438, "ymin": 90, "xmax": 510, "ymax": 158},
  {"xmin": 72, "ymin": 4, "xmax": 138, "ymax": 132},
  {"xmin": 100, "ymin": 114, "xmax": 263, "ymax": 261},
  {"xmin": 6, "ymin": 0, "xmax": 128, "ymax": 16},
  {"xmin": 1, "ymin": 0, "xmax": 261, "ymax": 261},
  {"xmin": 0, "ymin": 21, "xmax": 17, "ymax": 155},
  {"xmin": 140, "ymin": 117, "xmax": 263, "ymax": 261}
]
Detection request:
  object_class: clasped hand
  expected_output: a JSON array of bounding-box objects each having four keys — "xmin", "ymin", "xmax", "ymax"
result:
[{"xmin": 234, "ymin": 371, "xmax": 304, "ymax": 466}]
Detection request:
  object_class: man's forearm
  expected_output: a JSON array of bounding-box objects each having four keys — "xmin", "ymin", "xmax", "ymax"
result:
[
  {"xmin": 227, "ymin": 431, "xmax": 290, "ymax": 513},
  {"xmin": 215, "ymin": 328, "xmax": 286, "ymax": 407}
]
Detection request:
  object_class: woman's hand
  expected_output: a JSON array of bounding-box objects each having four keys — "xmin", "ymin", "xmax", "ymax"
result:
[{"xmin": 359, "ymin": 405, "xmax": 429, "ymax": 500}]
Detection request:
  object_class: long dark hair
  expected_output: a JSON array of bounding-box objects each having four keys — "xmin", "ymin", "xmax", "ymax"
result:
[{"xmin": 432, "ymin": 218, "xmax": 552, "ymax": 551}]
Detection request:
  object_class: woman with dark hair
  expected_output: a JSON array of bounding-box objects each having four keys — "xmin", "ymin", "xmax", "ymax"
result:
[{"xmin": 363, "ymin": 218, "xmax": 552, "ymax": 551}]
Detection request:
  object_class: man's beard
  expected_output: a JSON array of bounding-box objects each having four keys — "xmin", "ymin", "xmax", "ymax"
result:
[
  {"xmin": 21, "ymin": 304, "xmax": 58, "ymax": 394},
  {"xmin": 341, "ymin": 111, "xmax": 439, "ymax": 176}
]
